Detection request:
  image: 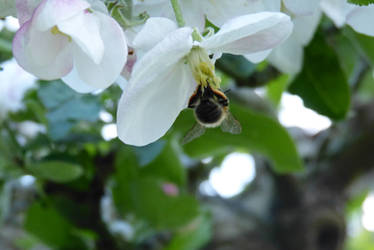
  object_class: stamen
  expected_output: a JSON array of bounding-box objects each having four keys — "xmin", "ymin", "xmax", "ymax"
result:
[
  {"xmin": 187, "ymin": 47, "xmax": 221, "ymax": 89},
  {"xmin": 50, "ymin": 26, "xmax": 72, "ymax": 42}
]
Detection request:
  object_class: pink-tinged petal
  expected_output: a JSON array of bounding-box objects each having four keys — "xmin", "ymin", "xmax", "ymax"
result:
[
  {"xmin": 68, "ymin": 12, "xmax": 127, "ymax": 90},
  {"xmin": 201, "ymin": 12, "xmax": 293, "ymax": 55},
  {"xmin": 283, "ymin": 0, "xmax": 320, "ymax": 16},
  {"xmin": 132, "ymin": 17, "xmax": 177, "ymax": 52},
  {"xmin": 62, "ymin": 66, "xmax": 97, "ymax": 93},
  {"xmin": 117, "ymin": 61, "xmax": 196, "ymax": 146},
  {"xmin": 121, "ymin": 48, "xmax": 137, "ymax": 80},
  {"xmin": 162, "ymin": 183, "xmax": 179, "ymax": 196},
  {"xmin": 58, "ymin": 11, "xmax": 104, "ymax": 64},
  {"xmin": 15, "ymin": 0, "xmax": 41, "ymax": 25},
  {"xmin": 34, "ymin": 0, "xmax": 90, "ymax": 31},
  {"xmin": 245, "ymin": 49, "xmax": 272, "ymax": 63},
  {"xmin": 347, "ymin": 6, "xmax": 374, "ymax": 36},
  {"xmin": 130, "ymin": 27, "xmax": 193, "ymax": 87},
  {"xmin": 13, "ymin": 19, "xmax": 73, "ymax": 79}
]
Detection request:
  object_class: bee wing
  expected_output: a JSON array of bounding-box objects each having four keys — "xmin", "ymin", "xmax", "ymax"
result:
[
  {"xmin": 221, "ymin": 112, "xmax": 242, "ymax": 134},
  {"xmin": 182, "ymin": 123, "xmax": 206, "ymax": 145}
]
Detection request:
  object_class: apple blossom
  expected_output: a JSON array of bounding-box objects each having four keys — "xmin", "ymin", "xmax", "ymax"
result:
[
  {"xmin": 282, "ymin": 0, "xmax": 321, "ymax": 16},
  {"xmin": 268, "ymin": 10, "xmax": 322, "ymax": 74},
  {"xmin": 321, "ymin": 0, "xmax": 374, "ymax": 37},
  {"xmin": 133, "ymin": 0, "xmax": 281, "ymax": 31},
  {"xmin": 117, "ymin": 13, "xmax": 293, "ymax": 146},
  {"xmin": 132, "ymin": 0, "xmax": 322, "ymax": 31},
  {"xmin": 0, "ymin": 59, "xmax": 36, "ymax": 120},
  {"xmin": 13, "ymin": 0, "xmax": 128, "ymax": 93}
]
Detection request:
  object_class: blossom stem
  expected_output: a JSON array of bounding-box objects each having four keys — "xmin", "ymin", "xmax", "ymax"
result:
[{"xmin": 170, "ymin": 0, "xmax": 185, "ymax": 27}]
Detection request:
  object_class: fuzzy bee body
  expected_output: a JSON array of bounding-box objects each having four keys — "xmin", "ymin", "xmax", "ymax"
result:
[
  {"xmin": 188, "ymin": 84, "xmax": 229, "ymax": 127},
  {"xmin": 183, "ymin": 84, "xmax": 242, "ymax": 144}
]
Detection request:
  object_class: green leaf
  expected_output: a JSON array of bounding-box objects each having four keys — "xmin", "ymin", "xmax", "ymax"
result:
[
  {"xmin": 139, "ymin": 142, "xmax": 186, "ymax": 186},
  {"xmin": 130, "ymin": 178, "xmax": 199, "ymax": 229},
  {"xmin": 289, "ymin": 31, "xmax": 350, "ymax": 120},
  {"xmin": 216, "ymin": 54, "xmax": 255, "ymax": 80},
  {"xmin": 38, "ymin": 81, "xmax": 76, "ymax": 109},
  {"xmin": 24, "ymin": 202, "xmax": 84, "ymax": 248},
  {"xmin": 112, "ymin": 147, "xmax": 199, "ymax": 229},
  {"xmin": 346, "ymin": 190, "xmax": 369, "ymax": 215},
  {"xmin": 164, "ymin": 214, "xmax": 212, "ymax": 250},
  {"xmin": 46, "ymin": 96, "xmax": 101, "ymax": 122},
  {"xmin": 343, "ymin": 27, "xmax": 374, "ymax": 69},
  {"xmin": 0, "ymin": 29, "xmax": 13, "ymax": 63},
  {"xmin": 348, "ymin": 0, "xmax": 374, "ymax": 6},
  {"xmin": 175, "ymin": 103, "xmax": 303, "ymax": 174},
  {"xmin": 27, "ymin": 161, "xmax": 83, "ymax": 183},
  {"xmin": 345, "ymin": 27, "xmax": 374, "ymax": 66},
  {"xmin": 133, "ymin": 140, "xmax": 166, "ymax": 166},
  {"xmin": 37, "ymin": 80, "xmax": 101, "ymax": 140},
  {"xmin": 112, "ymin": 147, "xmax": 141, "ymax": 214},
  {"xmin": 266, "ymin": 74, "xmax": 289, "ymax": 107},
  {"xmin": 331, "ymin": 31, "xmax": 361, "ymax": 79}
]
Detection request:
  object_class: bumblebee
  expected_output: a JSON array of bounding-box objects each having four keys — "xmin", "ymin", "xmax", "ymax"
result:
[{"xmin": 183, "ymin": 84, "xmax": 241, "ymax": 144}]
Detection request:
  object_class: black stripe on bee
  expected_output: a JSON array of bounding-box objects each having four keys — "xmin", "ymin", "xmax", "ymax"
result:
[{"xmin": 195, "ymin": 99, "xmax": 223, "ymax": 124}]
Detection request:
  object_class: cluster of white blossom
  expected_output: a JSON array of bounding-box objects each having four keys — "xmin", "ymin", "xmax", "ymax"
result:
[{"xmin": 0, "ymin": 0, "xmax": 373, "ymax": 146}]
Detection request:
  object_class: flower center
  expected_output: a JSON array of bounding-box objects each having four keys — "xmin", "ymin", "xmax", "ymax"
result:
[
  {"xmin": 50, "ymin": 26, "xmax": 72, "ymax": 42},
  {"xmin": 187, "ymin": 47, "xmax": 221, "ymax": 89}
]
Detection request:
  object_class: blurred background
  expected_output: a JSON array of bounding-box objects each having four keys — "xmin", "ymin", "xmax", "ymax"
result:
[{"xmin": 1, "ymin": 14, "xmax": 374, "ymax": 250}]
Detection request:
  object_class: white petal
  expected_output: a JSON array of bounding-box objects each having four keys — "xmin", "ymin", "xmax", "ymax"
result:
[
  {"xmin": 68, "ymin": 12, "xmax": 127, "ymax": 91},
  {"xmin": 62, "ymin": 66, "xmax": 97, "ymax": 93},
  {"xmin": 86, "ymin": 0, "xmax": 108, "ymax": 14},
  {"xmin": 132, "ymin": 17, "xmax": 177, "ymax": 52},
  {"xmin": 131, "ymin": 27, "xmax": 193, "ymax": 87},
  {"xmin": 34, "ymin": 0, "xmax": 90, "ymax": 31},
  {"xmin": 203, "ymin": 0, "xmax": 280, "ymax": 27},
  {"xmin": 117, "ymin": 61, "xmax": 196, "ymax": 146},
  {"xmin": 133, "ymin": 0, "xmax": 206, "ymax": 31},
  {"xmin": 245, "ymin": 49, "xmax": 272, "ymax": 63},
  {"xmin": 58, "ymin": 11, "xmax": 104, "ymax": 64},
  {"xmin": 320, "ymin": 0, "xmax": 354, "ymax": 27},
  {"xmin": 15, "ymin": 0, "xmax": 41, "ymax": 25},
  {"xmin": 263, "ymin": 0, "xmax": 281, "ymax": 12},
  {"xmin": 268, "ymin": 35, "xmax": 303, "ymax": 74},
  {"xmin": 292, "ymin": 10, "xmax": 322, "ymax": 45},
  {"xmin": 133, "ymin": 0, "xmax": 174, "ymax": 21},
  {"xmin": 347, "ymin": 6, "xmax": 374, "ymax": 36},
  {"xmin": 201, "ymin": 12, "xmax": 293, "ymax": 55},
  {"xmin": 283, "ymin": 0, "xmax": 320, "ymax": 16},
  {"xmin": 115, "ymin": 76, "xmax": 128, "ymax": 91},
  {"xmin": 13, "ymin": 18, "xmax": 73, "ymax": 79},
  {"xmin": 181, "ymin": 0, "xmax": 206, "ymax": 31}
]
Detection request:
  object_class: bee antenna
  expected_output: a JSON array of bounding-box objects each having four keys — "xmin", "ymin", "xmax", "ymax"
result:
[{"xmin": 224, "ymin": 89, "xmax": 231, "ymax": 94}]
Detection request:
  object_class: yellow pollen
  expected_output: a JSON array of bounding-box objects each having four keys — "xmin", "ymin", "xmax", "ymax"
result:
[
  {"xmin": 50, "ymin": 26, "xmax": 72, "ymax": 42},
  {"xmin": 187, "ymin": 47, "xmax": 221, "ymax": 89}
]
